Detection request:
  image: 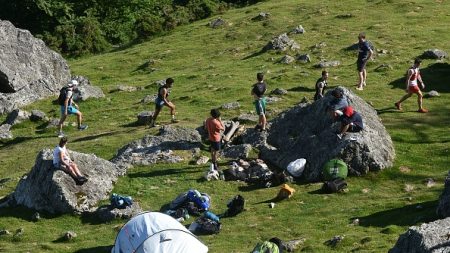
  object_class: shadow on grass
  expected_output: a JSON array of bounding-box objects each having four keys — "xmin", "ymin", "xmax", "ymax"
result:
[
  {"xmin": 242, "ymin": 48, "xmax": 267, "ymax": 60},
  {"xmin": 73, "ymin": 245, "xmax": 112, "ymax": 253},
  {"xmin": 71, "ymin": 131, "xmax": 121, "ymax": 143},
  {"xmin": 387, "ymin": 62, "xmax": 450, "ymax": 93},
  {"xmin": 0, "ymin": 136, "xmax": 51, "ymax": 149},
  {"xmin": 356, "ymin": 200, "xmax": 438, "ymax": 227},
  {"xmin": 128, "ymin": 167, "xmax": 199, "ymax": 178},
  {"xmin": 0, "ymin": 205, "xmax": 61, "ymax": 221}
]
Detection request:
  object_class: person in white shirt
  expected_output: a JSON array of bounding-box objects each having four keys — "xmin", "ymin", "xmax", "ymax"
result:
[{"xmin": 53, "ymin": 137, "xmax": 87, "ymax": 185}]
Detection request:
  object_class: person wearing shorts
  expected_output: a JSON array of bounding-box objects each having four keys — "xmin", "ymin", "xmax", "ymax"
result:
[
  {"xmin": 336, "ymin": 106, "xmax": 363, "ymax": 139},
  {"xmin": 314, "ymin": 70, "xmax": 329, "ymax": 101},
  {"xmin": 58, "ymin": 80, "xmax": 88, "ymax": 137},
  {"xmin": 356, "ymin": 32, "xmax": 373, "ymax": 91},
  {"xmin": 149, "ymin": 77, "xmax": 178, "ymax": 127},
  {"xmin": 251, "ymin": 73, "xmax": 267, "ymax": 131},
  {"xmin": 205, "ymin": 109, "xmax": 224, "ymax": 171},
  {"xmin": 395, "ymin": 58, "xmax": 428, "ymax": 113},
  {"xmin": 53, "ymin": 137, "xmax": 88, "ymax": 185}
]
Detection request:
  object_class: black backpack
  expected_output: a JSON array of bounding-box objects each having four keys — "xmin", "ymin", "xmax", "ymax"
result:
[
  {"xmin": 193, "ymin": 217, "xmax": 221, "ymax": 235},
  {"xmin": 57, "ymin": 87, "xmax": 69, "ymax": 106},
  {"xmin": 224, "ymin": 195, "xmax": 245, "ymax": 217},
  {"xmin": 321, "ymin": 178, "xmax": 347, "ymax": 194}
]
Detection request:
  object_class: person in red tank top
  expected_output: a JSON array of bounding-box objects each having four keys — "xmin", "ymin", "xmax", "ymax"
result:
[
  {"xmin": 395, "ymin": 58, "xmax": 428, "ymax": 113},
  {"xmin": 205, "ymin": 109, "xmax": 225, "ymax": 170}
]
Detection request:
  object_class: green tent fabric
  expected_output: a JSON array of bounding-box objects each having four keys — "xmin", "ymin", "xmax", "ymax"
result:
[{"xmin": 322, "ymin": 159, "xmax": 348, "ymax": 180}]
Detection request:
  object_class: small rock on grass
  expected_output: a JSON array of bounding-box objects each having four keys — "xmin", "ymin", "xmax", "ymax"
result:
[
  {"xmin": 399, "ymin": 166, "xmax": 411, "ymax": 173},
  {"xmin": 63, "ymin": 231, "xmax": 77, "ymax": 241},
  {"xmin": 424, "ymin": 178, "xmax": 436, "ymax": 188}
]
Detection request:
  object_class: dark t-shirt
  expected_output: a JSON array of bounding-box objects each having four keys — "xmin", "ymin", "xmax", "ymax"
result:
[
  {"xmin": 340, "ymin": 111, "xmax": 363, "ymax": 129},
  {"xmin": 314, "ymin": 77, "xmax": 327, "ymax": 100},
  {"xmin": 358, "ymin": 41, "xmax": 371, "ymax": 61},
  {"xmin": 252, "ymin": 82, "xmax": 267, "ymax": 98},
  {"xmin": 328, "ymin": 96, "xmax": 349, "ymax": 111}
]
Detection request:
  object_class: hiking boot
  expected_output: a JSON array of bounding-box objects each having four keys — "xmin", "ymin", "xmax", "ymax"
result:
[
  {"xmin": 418, "ymin": 108, "xmax": 429, "ymax": 113},
  {"xmin": 395, "ymin": 102, "xmax": 402, "ymax": 110},
  {"xmin": 76, "ymin": 176, "xmax": 88, "ymax": 185},
  {"xmin": 57, "ymin": 131, "xmax": 65, "ymax": 138},
  {"xmin": 78, "ymin": 125, "xmax": 88, "ymax": 130}
]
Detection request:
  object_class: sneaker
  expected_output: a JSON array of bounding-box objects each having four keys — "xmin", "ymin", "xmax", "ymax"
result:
[
  {"xmin": 418, "ymin": 108, "xmax": 428, "ymax": 113},
  {"xmin": 171, "ymin": 119, "xmax": 179, "ymax": 123},
  {"xmin": 356, "ymin": 87, "xmax": 364, "ymax": 91},
  {"xmin": 337, "ymin": 133, "xmax": 343, "ymax": 140},
  {"xmin": 57, "ymin": 131, "xmax": 65, "ymax": 138},
  {"xmin": 394, "ymin": 102, "xmax": 402, "ymax": 110},
  {"xmin": 76, "ymin": 176, "xmax": 88, "ymax": 185},
  {"xmin": 78, "ymin": 125, "xmax": 88, "ymax": 130}
]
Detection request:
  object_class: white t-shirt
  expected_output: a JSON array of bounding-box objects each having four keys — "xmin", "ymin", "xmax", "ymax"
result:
[{"xmin": 53, "ymin": 146, "xmax": 70, "ymax": 166}]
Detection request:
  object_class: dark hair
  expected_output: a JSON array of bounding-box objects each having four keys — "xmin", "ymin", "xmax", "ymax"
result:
[
  {"xmin": 331, "ymin": 88, "xmax": 343, "ymax": 98},
  {"xmin": 210, "ymin": 108, "xmax": 221, "ymax": 118},
  {"xmin": 59, "ymin": 137, "xmax": 68, "ymax": 147},
  {"xmin": 268, "ymin": 237, "xmax": 284, "ymax": 253},
  {"xmin": 358, "ymin": 32, "xmax": 366, "ymax": 39},
  {"xmin": 166, "ymin": 78, "xmax": 174, "ymax": 85},
  {"xmin": 414, "ymin": 58, "xmax": 422, "ymax": 65},
  {"xmin": 322, "ymin": 70, "xmax": 328, "ymax": 76},
  {"xmin": 257, "ymin": 72, "xmax": 264, "ymax": 82}
]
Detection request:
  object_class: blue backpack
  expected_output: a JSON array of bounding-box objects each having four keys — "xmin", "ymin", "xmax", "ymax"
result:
[{"xmin": 110, "ymin": 193, "xmax": 133, "ymax": 209}]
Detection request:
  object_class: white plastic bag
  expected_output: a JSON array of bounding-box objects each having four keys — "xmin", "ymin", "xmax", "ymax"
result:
[{"xmin": 286, "ymin": 158, "xmax": 306, "ymax": 178}]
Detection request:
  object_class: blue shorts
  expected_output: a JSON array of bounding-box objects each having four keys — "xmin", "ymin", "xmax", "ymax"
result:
[
  {"xmin": 60, "ymin": 106, "xmax": 78, "ymax": 115},
  {"xmin": 155, "ymin": 97, "xmax": 166, "ymax": 109},
  {"xmin": 210, "ymin": 141, "xmax": 221, "ymax": 151},
  {"xmin": 254, "ymin": 97, "xmax": 266, "ymax": 116}
]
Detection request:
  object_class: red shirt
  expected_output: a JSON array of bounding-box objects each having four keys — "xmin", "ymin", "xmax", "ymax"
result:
[{"xmin": 205, "ymin": 117, "xmax": 224, "ymax": 142}]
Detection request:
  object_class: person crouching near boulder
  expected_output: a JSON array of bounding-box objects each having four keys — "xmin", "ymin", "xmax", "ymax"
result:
[
  {"xmin": 336, "ymin": 106, "xmax": 363, "ymax": 139},
  {"xmin": 53, "ymin": 137, "xmax": 88, "ymax": 185},
  {"xmin": 205, "ymin": 109, "xmax": 225, "ymax": 171},
  {"xmin": 327, "ymin": 88, "xmax": 349, "ymax": 120}
]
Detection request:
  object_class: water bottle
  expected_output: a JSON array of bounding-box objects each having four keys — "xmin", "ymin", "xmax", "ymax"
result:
[{"xmin": 204, "ymin": 211, "xmax": 220, "ymax": 222}]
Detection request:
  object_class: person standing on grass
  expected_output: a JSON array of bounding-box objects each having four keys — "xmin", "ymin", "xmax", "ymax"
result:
[
  {"xmin": 205, "ymin": 108, "xmax": 225, "ymax": 171},
  {"xmin": 149, "ymin": 77, "xmax": 178, "ymax": 127},
  {"xmin": 356, "ymin": 32, "xmax": 373, "ymax": 91},
  {"xmin": 53, "ymin": 137, "xmax": 88, "ymax": 185},
  {"xmin": 314, "ymin": 70, "xmax": 329, "ymax": 101},
  {"xmin": 58, "ymin": 80, "xmax": 88, "ymax": 138},
  {"xmin": 251, "ymin": 72, "xmax": 267, "ymax": 131},
  {"xmin": 395, "ymin": 58, "xmax": 428, "ymax": 113}
]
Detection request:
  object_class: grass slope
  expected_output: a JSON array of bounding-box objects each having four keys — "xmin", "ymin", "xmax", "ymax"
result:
[{"xmin": 1, "ymin": 0, "xmax": 449, "ymax": 252}]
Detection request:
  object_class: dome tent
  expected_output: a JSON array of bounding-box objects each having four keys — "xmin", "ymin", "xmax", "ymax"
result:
[{"xmin": 112, "ymin": 212, "xmax": 208, "ymax": 253}]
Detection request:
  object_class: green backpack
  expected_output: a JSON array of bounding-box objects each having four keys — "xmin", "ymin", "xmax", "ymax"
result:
[
  {"xmin": 251, "ymin": 241, "xmax": 280, "ymax": 253},
  {"xmin": 322, "ymin": 159, "xmax": 348, "ymax": 181}
]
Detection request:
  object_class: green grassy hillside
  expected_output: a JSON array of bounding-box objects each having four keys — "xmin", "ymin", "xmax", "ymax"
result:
[{"xmin": 0, "ymin": 0, "xmax": 449, "ymax": 252}]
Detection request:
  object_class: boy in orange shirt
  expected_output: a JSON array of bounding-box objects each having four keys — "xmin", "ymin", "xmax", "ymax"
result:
[{"xmin": 205, "ymin": 109, "xmax": 225, "ymax": 170}]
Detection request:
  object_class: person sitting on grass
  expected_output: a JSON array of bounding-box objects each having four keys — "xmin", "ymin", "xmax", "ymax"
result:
[
  {"xmin": 205, "ymin": 108, "xmax": 225, "ymax": 171},
  {"xmin": 395, "ymin": 58, "xmax": 428, "ymax": 113},
  {"xmin": 336, "ymin": 106, "xmax": 363, "ymax": 139},
  {"xmin": 53, "ymin": 137, "xmax": 88, "ymax": 185},
  {"xmin": 149, "ymin": 77, "xmax": 178, "ymax": 127}
]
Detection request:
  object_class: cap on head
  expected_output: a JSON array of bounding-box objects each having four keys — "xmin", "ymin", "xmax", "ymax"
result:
[{"xmin": 343, "ymin": 106, "xmax": 354, "ymax": 117}]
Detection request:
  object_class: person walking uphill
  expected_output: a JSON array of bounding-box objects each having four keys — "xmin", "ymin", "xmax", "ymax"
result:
[
  {"xmin": 252, "ymin": 72, "xmax": 267, "ymax": 131},
  {"xmin": 149, "ymin": 78, "xmax": 178, "ymax": 127},
  {"xmin": 356, "ymin": 32, "xmax": 373, "ymax": 91},
  {"xmin": 205, "ymin": 109, "xmax": 225, "ymax": 171},
  {"xmin": 53, "ymin": 137, "xmax": 88, "ymax": 185},
  {"xmin": 58, "ymin": 80, "xmax": 88, "ymax": 138},
  {"xmin": 395, "ymin": 58, "xmax": 428, "ymax": 113}
]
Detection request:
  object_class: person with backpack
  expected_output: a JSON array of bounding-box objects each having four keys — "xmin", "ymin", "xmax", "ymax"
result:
[
  {"xmin": 58, "ymin": 80, "xmax": 88, "ymax": 137},
  {"xmin": 149, "ymin": 78, "xmax": 178, "ymax": 127},
  {"xmin": 356, "ymin": 32, "xmax": 373, "ymax": 91},
  {"xmin": 336, "ymin": 106, "xmax": 363, "ymax": 139},
  {"xmin": 53, "ymin": 137, "xmax": 88, "ymax": 185},
  {"xmin": 395, "ymin": 58, "xmax": 428, "ymax": 113},
  {"xmin": 251, "ymin": 72, "xmax": 267, "ymax": 132},
  {"xmin": 314, "ymin": 70, "xmax": 328, "ymax": 101},
  {"xmin": 205, "ymin": 108, "xmax": 225, "ymax": 171}
]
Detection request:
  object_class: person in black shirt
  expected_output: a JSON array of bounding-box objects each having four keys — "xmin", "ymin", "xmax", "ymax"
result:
[
  {"xmin": 356, "ymin": 32, "xmax": 373, "ymax": 91},
  {"xmin": 314, "ymin": 70, "xmax": 328, "ymax": 101},
  {"xmin": 336, "ymin": 106, "xmax": 363, "ymax": 139},
  {"xmin": 251, "ymin": 73, "xmax": 267, "ymax": 131},
  {"xmin": 149, "ymin": 78, "xmax": 178, "ymax": 127}
]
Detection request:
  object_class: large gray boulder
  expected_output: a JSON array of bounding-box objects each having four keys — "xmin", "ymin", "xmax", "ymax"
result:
[
  {"xmin": 437, "ymin": 171, "xmax": 450, "ymax": 218},
  {"xmin": 0, "ymin": 20, "xmax": 70, "ymax": 114},
  {"xmin": 12, "ymin": 149, "xmax": 119, "ymax": 214},
  {"xmin": 5, "ymin": 109, "xmax": 30, "ymax": 125},
  {"xmin": 71, "ymin": 76, "xmax": 105, "ymax": 102},
  {"xmin": 389, "ymin": 217, "xmax": 450, "ymax": 253},
  {"xmin": 0, "ymin": 124, "xmax": 12, "ymax": 140},
  {"xmin": 256, "ymin": 87, "xmax": 394, "ymax": 182},
  {"xmin": 112, "ymin": 126, "xmax": 202, "ymax": 173},
  {"xmin": 264, "ymin": 33, "xmax": 300, "ymax": 52}
]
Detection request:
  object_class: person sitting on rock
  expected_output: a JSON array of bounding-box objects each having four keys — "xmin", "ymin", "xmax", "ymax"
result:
[
  {"xmin": 327, "ymin": 88, "xmax": 349, "ymax": 119},
  {"xmin": 58, "ymin": 80, "xmax": 88, "ymax": 138},
  {"xmin": 336, "ymin": 106, "xmax": 363, "ymax": 139},
  {"xmin": 149, "ymin": 77, "xmax": 178, "ymax": 127},
  {"xmin": 251, "ymin": 72, "xmax": 267, "ymax": 132},
  {"xmin": 53, "ymin": 137, "xmax": 88, "ymax": 185},
  {"xmin": 314, "ymin": 70, "xmax": 328, "ymax": 101},
  {"xmin": 205, "ymin": 108, "xmax": 225, "ymax": 171}
]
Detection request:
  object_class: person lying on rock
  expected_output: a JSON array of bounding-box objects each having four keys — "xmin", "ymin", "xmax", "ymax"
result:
[
  {"xmin": 327, "ymin": 88, "xmax": 349, "ymax": 119},
  {"xmin": 336, "ymin": 106, "xmax": 363, "ymax": 139},
  {"xmin": 53, "ymin": 137, "xmax": 88, "ymax": 185}
]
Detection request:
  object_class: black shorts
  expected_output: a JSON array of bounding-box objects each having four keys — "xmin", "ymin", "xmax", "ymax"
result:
[
  {"xmin": 210, "ymin": 141, "xmax": 221, "ymax": 151},
  {"xmin": 348, "ymin": 124, "xmax": 362, "ymax": 133},
  {"xmin": 357, "ymin": 59, "xmax": 367, "ymax": 72}
]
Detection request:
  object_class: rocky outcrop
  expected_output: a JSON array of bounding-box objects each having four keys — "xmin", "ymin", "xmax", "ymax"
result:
[
  {"xmin": 437, "ymin": 171, "xmax": 450, "ymax": 218},
  {"xmin": 422, "ymin": 49, "xmax": 448, "ymax": 60},
  {"xmin": 112, "ymin": 126, "xmax": 202, "ymax": 173},
  {"xmin": 389, "ymin": 217, "xmax": 450, "ymax": 253},
  {"xmin": 315, "ymin": 60, "xmax": 341, "ymax": 68},
  {"xmin": 0, "ymin": 20, "xmax": 70, "ymax": 114},
  {"xmin": 137, "ymin": 111, "xmax": 153, "ymax": 125},
  {"xmin": 5, "ymin": 109, "xmax": 30, "ymax": 125},
  {"xmin": 223, "ymin": 144, "xmax": 252, "ymax": 159},
  {"xmin": 12, "ymin": 149, "xmax": 119, "ymax": 214},
  {"xmin": 0, "ymin": 124, "xmax": 12, "ymax": 140},
  {"xmin": 96, "ymin": 203, "xmax": 143, "ymax": 222},
  {"xmin": 30, "ymin": 110, "xmax": 48, "ymax": 122},
  {"xmin": 71, "ymin": 76, "xmax": 105, "ymax": 102},
  {"xmin": 255, "ymin": 87, "xmax": 394, "ymax": 182},
  {"xmin": 265, "ymin": 33, "xmax": 300, "ymax": 52}
]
